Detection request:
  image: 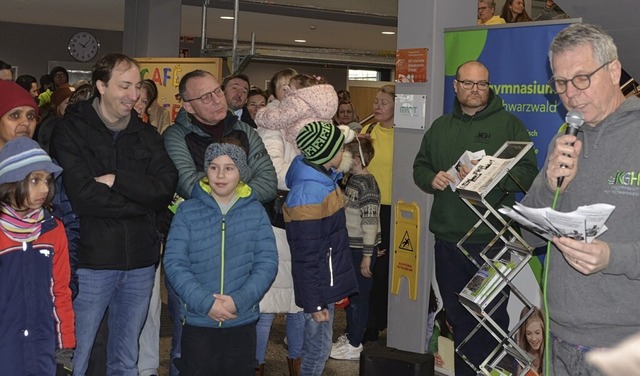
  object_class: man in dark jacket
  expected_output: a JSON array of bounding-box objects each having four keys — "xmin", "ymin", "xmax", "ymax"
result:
[{"xmin": 51, "ymin": 53, "xmax": 178, "ymax": 375}]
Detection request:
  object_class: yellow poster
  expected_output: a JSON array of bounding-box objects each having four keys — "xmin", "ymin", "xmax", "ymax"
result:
[{"xmin": 137, "ymin": 57, "xmax": 222, "ymax": 122}]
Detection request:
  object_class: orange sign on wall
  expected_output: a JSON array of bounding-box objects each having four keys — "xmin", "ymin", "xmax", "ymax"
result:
[{"xmin": 395, "ymin": 48, "xmax": 428, "ymax": 83}]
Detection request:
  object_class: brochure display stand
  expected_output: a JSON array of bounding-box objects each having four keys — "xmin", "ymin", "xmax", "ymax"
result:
[{"xmin": 454, "ymin": 142, "xmax": 537, "ymax": 376}]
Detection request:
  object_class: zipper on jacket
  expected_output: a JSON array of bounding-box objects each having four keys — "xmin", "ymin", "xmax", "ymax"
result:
[
  {"xmin": 328, "ymin": 247, "xmax": 334, "ymax": 286},
  {"xmin": 218, "ymin": 215, "xmax": 226, "ymax": 328}
]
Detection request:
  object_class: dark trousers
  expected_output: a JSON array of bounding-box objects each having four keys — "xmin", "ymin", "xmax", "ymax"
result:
[
  {"xmin": 434, "ymin": 239, "xmax": 510, "ymax": 376},
  {"xmin": 179, "ymin": 322, "xmax": 257, "ymax": 376},
  {"xmin": 346, "ymin": 249, "xmax": 375, "ymax": 347},
  {"xmin": 366, "ymin": 204, "xmax": 391, "ymax": 336}
]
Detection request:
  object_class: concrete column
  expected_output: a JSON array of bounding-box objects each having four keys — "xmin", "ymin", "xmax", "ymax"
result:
[
  {"xmin": 387, "ymin": 0, "xmax": 475, "ymax": 353},
  {"xmin": 123, "ymin": 0, "xmax": 181, "ymax": 57}
]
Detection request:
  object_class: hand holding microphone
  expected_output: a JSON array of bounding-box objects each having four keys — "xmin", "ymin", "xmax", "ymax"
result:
[{"xmin": 550, "ymin": 110, "xmax": 584, "ymax": 190}]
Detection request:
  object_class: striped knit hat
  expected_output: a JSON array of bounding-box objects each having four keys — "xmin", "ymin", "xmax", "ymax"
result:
[
  {"xmin": 296, "ymin": 121, "xmax": 345, "ymax": 165},
  {"xmin": 0, "ymin": 137, "xmax": 62, "ymax": 184}
]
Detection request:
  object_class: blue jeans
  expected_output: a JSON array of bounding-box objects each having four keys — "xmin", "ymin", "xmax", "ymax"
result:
[
  {"xmin": 165, "ymin": 274, "xmax": 182, "ymax": 376},
  {"xmin": 72, "ymin": 266, "xmax": 155, "ymax": 376},
  {"xmin": 346, "ymin": 249, "xmax": 375, "ymax": 347},
  {"xmin": 434, "ymin": 239, "xmax": 509, "ymax": 376},
  {"xmin": 255, "ymin": 312, "xmax": 305, "ymax": 364},
  {"xmin": 301, "ymin": 304, "xmax": 335, "ymax": 376}
]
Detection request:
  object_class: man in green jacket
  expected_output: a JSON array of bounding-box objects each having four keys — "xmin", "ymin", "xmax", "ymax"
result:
[{"xmin": 413, "ymin": 61, "xmax": 538, "ymax": 376}]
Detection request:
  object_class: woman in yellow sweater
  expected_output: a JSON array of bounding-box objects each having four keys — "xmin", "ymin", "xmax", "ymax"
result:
[{"xmin": 360, "ymin": 84, "xmax": 394, "ymax": 342}]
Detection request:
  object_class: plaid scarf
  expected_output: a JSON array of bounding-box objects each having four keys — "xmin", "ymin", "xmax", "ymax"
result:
[{"xmin": 0, "ymin": 203, "xmax": 44, "ymax": 242}]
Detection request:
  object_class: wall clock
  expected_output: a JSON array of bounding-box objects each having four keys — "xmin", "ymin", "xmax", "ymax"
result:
[{"xmin": 68, "ymin": 31, "xmax": 100, "ymax": 62}]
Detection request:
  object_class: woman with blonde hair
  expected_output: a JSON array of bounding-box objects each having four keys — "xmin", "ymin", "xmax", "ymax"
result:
[{"xmin": 361, "ymin": 84, "xmax": 395, "ymax": 342}]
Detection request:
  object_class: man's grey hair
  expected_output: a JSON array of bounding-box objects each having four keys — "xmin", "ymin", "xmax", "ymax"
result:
[
  {"xmin": 549, "ymin": 23, "xmax": 618, "ymax": 68},
  {"xmin": 478, "ymin": 0, "xmax": 496, "ymax": 9}
]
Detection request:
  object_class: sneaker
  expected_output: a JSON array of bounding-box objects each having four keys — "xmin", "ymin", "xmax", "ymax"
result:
[
  {"xmin": 330, "ymin": 342, "xmax": 363, "ymax": 360},
  {"xmin": 331, "ymin": 334, "xmax": 348, "ymax": 352}
]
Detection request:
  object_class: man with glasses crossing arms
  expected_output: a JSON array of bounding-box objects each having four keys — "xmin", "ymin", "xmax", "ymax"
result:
[
  {"xmin": 163, "ymin": 69, "xmax": 276, "ymax": 375},
  {"xmin": 413, "ymin": 60, "xmax": 538, "ymax": 375}
]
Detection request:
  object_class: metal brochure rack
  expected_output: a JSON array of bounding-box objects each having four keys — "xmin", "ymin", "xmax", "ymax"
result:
[{"xmin": 454, "ymin": 142, "xmax": 536, "ymax": 376}]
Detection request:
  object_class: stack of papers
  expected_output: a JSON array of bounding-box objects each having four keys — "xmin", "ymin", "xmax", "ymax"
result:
[{"xmin": 498, "ymin": 202, "xmax": 615, "ymax": 243}]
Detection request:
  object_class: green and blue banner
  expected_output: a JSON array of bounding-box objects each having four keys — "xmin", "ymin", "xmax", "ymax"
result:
[{"xmin": 444, "ymin": 22, "xmax": 573, "ymax": 168}]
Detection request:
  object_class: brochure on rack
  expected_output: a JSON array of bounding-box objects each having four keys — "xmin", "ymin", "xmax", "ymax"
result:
[
  {"xmin": 447, "ymin": 150, "xmax": 486, "ymax": 191},
  {"xmin": 498, "ymin": 202, "xmax": 615, "ymax": 243},
  {"xmin": 455, "ymin": 141, "xmax": 533, "ymax": 201}
]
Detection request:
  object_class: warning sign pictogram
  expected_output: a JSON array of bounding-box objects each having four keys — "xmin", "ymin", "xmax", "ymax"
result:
[{"xmin": 398, "ymin": 230, "xmax": 414, "ymax": 252}]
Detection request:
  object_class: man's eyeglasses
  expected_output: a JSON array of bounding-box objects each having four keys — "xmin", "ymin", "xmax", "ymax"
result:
[
  {"xmin": 548, "ymin": 61, "xmax": 611, "ymax": 94},
  {"xmin": 183, "ymin": 87, "xmax": 223, "ymax": 104},
  {"xmin": 456, "ymin": 80, "xmax": 490, "ymax": 91}
]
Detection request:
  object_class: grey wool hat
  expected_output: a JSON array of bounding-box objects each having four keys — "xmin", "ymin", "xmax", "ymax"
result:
[
  {"xmin": 296, "ymin": 121, "xmax": 345, "ymax": 165},
  {"xmin": 204, "ymin": 142, "xmax": 250, "ymax": 182},
  {"xmin": 0, "ymin": 137, "xmax": 62, "ymax": 184}
]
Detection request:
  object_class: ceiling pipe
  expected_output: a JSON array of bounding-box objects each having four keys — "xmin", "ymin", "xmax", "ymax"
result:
[
  {"xmin": 200, "ymin": 0, "xmax": 210, "ymax": 52},
  {"xmin": 231, "ymin": 0, "xmax": 240, "ymax": 72}
]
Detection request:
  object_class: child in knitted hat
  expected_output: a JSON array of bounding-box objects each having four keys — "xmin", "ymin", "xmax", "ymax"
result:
[
  {"xmin": 0, "ymin": 137, "xmax": 75, "ymax": 375},
  {"xmin": 282, "ymin": 121, "xmax": 358, "ymax": 374},
  {"xmin": 164, "ymin": 139, "xmax": 278, "ymax": 375}
]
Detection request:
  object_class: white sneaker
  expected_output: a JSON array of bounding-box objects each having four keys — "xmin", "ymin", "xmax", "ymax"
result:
[
  {"xmin": 330, "ymin": 342, "xmax": 363, "ymax": 360},
  {"xmin": 331, "ymin": 334, "xmax": 348, "ymax": 352}
]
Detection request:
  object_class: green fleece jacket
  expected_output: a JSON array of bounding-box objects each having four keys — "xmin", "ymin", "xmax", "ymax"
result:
[{"xmin": 413, "ymin": 90, "xmax": 539, "ymax": 243}]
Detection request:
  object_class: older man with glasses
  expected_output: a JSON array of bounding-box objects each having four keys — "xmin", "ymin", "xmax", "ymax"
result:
[
  {"xmin": 477, "ymin": 0, "xmax": 506, "ymax": 25},
  {"xmin": 413, "ymin": 60, "xmax": 538, "ymax": 376},
  {"xmin": 522, "ymin": 23, "xmax": 640, "ymax": 376},
  {"xmin": 162, "ymin": 69, "xmax": 276, "ymax": 376}
]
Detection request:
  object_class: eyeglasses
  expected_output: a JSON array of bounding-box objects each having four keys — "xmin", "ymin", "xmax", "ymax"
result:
[
  {"xmin": 456, "ymin": 79, "xmax": 490, "ymax": 91},
  {"xmin": 183, "ymin": 87, "xmax": 223, "ymax": 104},
  {"xmin": 478, "ymin": 6, "xmax": 488, "ymax": 11},
  {"xmin": 548, "ymin": 61, "xmax": 611, "ymax": 94}
]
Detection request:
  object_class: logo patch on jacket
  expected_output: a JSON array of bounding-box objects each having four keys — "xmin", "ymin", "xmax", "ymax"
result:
[{"xmin": 474, "ymin": 131, "xmax": 491, "ymax": 143}]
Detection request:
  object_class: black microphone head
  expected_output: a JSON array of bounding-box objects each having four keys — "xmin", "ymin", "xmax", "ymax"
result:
[{"xmin": 565, "ymin": 110, "xmax": 584, "ymax": 136}]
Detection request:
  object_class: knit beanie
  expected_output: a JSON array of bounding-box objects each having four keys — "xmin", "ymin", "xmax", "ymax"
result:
[
  {"xmin": 0, "ymin": 137, "xmax": 62, "ymax": 184},
  {"xmin": 0, "ymin": 80, "xmax": 39, "ymax": 119},
  {"xmin": 51, "ymin": 84, "xmax": 76, "ymax": 107},
  {"xmin": 296, "ymin": 121, "xmax": 345, "ymax": 165},
  {"xmin": 204, "ymin": 142, "xmax": 250, "ymax": 182}
]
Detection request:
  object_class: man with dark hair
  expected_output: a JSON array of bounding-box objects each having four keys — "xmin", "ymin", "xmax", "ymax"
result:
[
  {"xmin": 50, "ymin": 66, "xmax": 69, "ymax": 90},
  {"xmin": 15, "ymin": 74, "xmax": 39, "ymax": 101},
  {"xmin": 222, "ymin": 73, "xmax": 256, "ymax": 128},
  {"xmin": 0, "ymin": 60, "xmax": 13, "ymax": 81},
  {"xmin": 51, "ymin": 53, "xmax": 178, "ymax": 375},
  {"xmin": 163, "ymin": 69, "xmax": 275, "ymax": 375}
]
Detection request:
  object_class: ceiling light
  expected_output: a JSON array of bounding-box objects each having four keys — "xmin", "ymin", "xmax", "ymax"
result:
[
  {"xmin": 294, "ymin": 39, "xmax": 307, "ymax": 43},
  {"xmin": 382, "ymin": 31, "xmax": 396, "ymax": 35},
  {"xmin": 220, "ymin": 16, "xmax": 234, "ymax": 20}
]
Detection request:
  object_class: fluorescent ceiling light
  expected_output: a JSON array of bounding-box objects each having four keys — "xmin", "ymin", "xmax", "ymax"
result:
[
  {"xmin": 220, "ymin": 16, "xmax": 234, "ymax": 20},
  {"xmin": 294, "ymin": 39, "xmax": 307, "ymax": 43},
  {"xmin": 381, "ymin": 31, "xmax": 396, "ymax": 35}
]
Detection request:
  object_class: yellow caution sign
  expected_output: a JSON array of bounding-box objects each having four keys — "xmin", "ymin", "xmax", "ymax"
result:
[{"xmin": 391, "ymin": 201, "xmax": 420, "ymax": 300}]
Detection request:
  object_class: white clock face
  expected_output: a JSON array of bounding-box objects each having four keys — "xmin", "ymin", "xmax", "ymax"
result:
[{"xmin": 68, "ymin": 32, "xmax": 100, "ymax": 62}]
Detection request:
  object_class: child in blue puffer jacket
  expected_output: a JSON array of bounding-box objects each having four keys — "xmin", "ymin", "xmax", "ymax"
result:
[{"xmin": 164, "ymin": 139, "xmax": 278, "ymax": 376}]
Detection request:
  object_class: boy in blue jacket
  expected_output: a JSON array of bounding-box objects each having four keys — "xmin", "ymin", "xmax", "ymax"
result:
[
  {"xmin": 283, "ymin": 121, "xmax": 359, "ymax": 376},
  {"xmin": 164, "ymin": 140, "xmax": 278, "ymax": 376}
]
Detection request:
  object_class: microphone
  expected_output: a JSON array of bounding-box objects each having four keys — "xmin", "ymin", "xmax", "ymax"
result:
[{"xmin": 557, "ymin": 110, "xmax": 584, "ymax": 188}]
